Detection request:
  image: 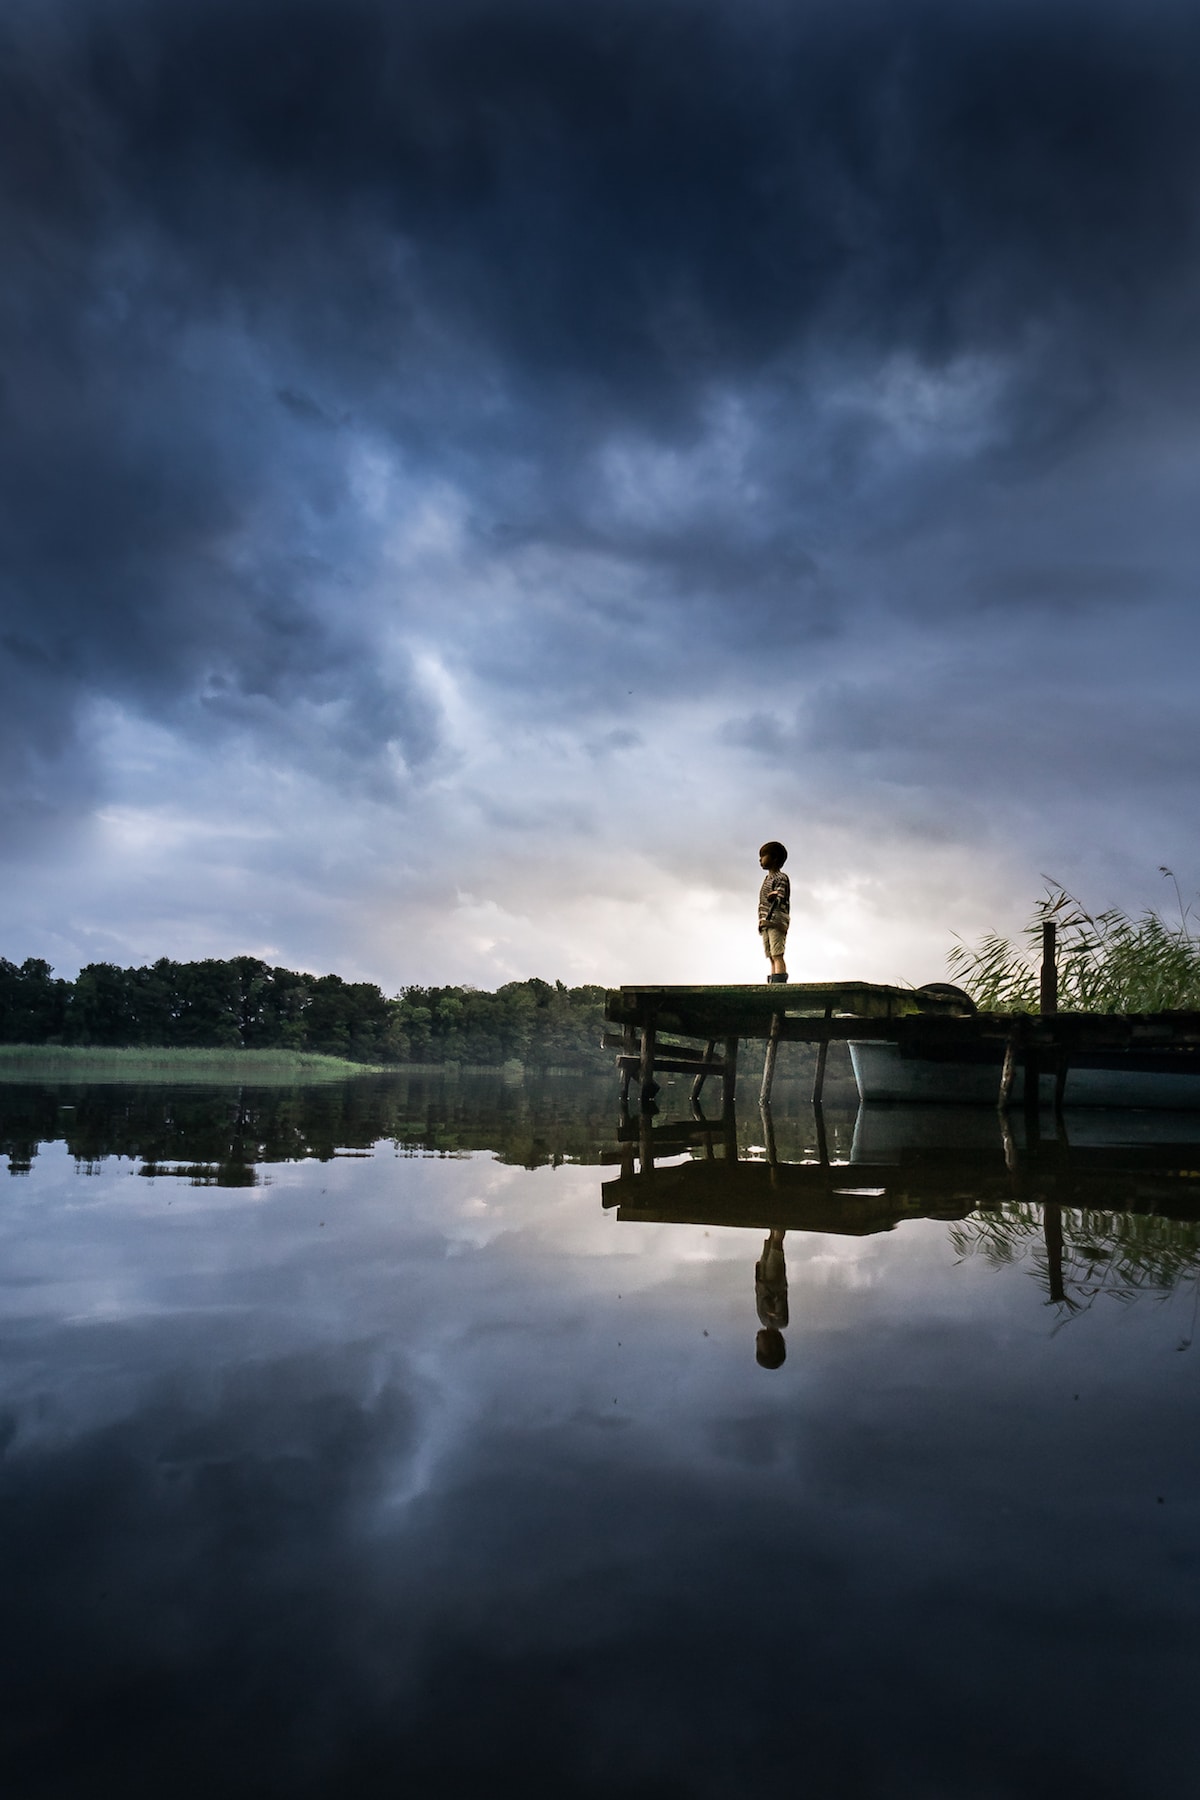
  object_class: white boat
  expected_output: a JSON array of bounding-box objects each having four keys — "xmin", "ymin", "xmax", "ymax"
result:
[{"xmin": 848, "ymin": 1040, "xmax": 1200, "ymax": 1109}]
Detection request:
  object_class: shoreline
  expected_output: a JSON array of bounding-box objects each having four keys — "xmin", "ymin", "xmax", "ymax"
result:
[{"xmin": 0, "ymin": 1045, "xmax": 612, "ymax": 1084}]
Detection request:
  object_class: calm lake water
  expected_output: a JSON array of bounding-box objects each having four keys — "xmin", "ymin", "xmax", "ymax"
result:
[{"xmin": 3, "ymin": 1070, "xmax": 1200, "ymax": 1798}]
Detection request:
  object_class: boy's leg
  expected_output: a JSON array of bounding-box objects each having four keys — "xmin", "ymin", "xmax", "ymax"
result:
[{"xmin": 764, "ymin": 922, "xmax": 788, "ymax": 981}]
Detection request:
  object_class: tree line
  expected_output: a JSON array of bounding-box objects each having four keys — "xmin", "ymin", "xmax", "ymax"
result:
[
  {"xmin": 0, "ymin": 956, "xmax": 609, "ymax": 1068},
  {"xmin": 0, "ymin": 1073, "xmax": 616, "ymax": 1178}
]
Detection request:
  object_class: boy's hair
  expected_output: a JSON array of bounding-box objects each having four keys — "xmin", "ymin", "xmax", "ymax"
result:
[
  {"xmin": 759, "ymin": 841, "xmax": 788, "ymax": 868},
  {"xmin": 756, "ymin": 1328, "xmax": 787, "ymax": 1369}
]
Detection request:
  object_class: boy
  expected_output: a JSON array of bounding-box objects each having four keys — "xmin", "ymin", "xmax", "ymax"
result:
[{"xmin": 758, "ymin": 841, "xmax": 789, "ymax": 983}]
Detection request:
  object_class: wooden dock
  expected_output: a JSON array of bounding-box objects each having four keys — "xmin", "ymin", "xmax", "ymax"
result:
[
  {"xmin": 603, "ymin": 982, "xmax": 1200, "ymax": 1111},
  {"xmin": 604, "ymin": 981, "xmax": 976, "ymax": 1108}
]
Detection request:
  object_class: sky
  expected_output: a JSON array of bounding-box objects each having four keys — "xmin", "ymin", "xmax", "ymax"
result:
[{"xmin": 4, "ymin": 0, "xmax": 1200, "ymax": 993}]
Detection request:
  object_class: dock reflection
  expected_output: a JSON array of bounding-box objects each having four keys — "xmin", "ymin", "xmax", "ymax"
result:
[{"xmin": 601, "ymin": 1101, "xmax": 1200, "ymax": 1333}]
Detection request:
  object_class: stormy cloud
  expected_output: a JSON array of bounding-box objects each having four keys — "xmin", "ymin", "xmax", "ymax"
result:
[{"xmin": 4, "ymin": 0, "xmax": 1200, "ymax": 984}]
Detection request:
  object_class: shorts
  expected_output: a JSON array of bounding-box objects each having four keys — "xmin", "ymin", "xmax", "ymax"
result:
[{"xmin": 761, "ymin": 920, "xmax": 788, "ymax": 960}]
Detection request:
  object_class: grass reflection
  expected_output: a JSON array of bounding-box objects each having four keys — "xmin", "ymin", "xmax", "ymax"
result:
[{"xmin": 951, "ymin": 1201, "xmax": 1200, "ymax": 1324}]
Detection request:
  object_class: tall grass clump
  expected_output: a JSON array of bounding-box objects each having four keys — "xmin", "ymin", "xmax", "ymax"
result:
[{"xmin": 947, "ymin": 870, "xmax": 1200, "ymax": 1013}]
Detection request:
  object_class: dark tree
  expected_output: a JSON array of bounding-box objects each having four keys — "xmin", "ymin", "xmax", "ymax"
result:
[
  {"xmin": 0, "ymin": 958, "xmax": 70, "ymax": 1043},
  {"xmin": 1, "ymin": 956, "xmax": 610, "ymax": 1069}
]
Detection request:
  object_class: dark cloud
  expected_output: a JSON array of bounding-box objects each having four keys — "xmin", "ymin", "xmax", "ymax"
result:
[
  {"xmin": 4, "ymin": 0, "xmax": 1200, "ymax": 968},
  {"xmin": 724, "ymin": 653, "xmax": 1200, "ymax": 822},
  {"xmin": 43, "ymin": 0, "xmax": 1200, "ymax": 389}
]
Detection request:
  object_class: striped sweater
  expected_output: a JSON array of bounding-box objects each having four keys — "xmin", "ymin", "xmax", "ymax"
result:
[{"xmin": 758, "ymin": 869, "xmax": 790, "ymax": 932}]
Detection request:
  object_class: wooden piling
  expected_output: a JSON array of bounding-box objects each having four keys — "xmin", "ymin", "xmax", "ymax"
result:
[
  {"xmin": 998, "ymin": 1107, "xmax": 1017, "ymax": 1174},
  {"xmin": 722, "ymin": 1036, "xmax": 739, "ymax": 1112},
  {"xmin": 810, "ymin": 1041, "xmax": 828, "ymax": 1105},
  {"xmin": 812, "ymin": 1007, "xmax": 834, "ymax": 1164},
  {"xmin": 811, "ymin": 1004, "xmax": 833, "ymax": 1105},
  {"xmin": 639, "ymin": 1019, "xmax": 658, "ymax": 1108},
  {"xmin": 1040, "ymin": 921, "xmax": 1058, "ymax": 1016},
  {"xmin": 639, "ymin": 1107, "xmax": 654, "ymax": 1171},
  {"xmin": 759, "ymin": 1100, "xmax": 778, "ymax": 1176},
  {"xmin": 997, "ymin": 1025, "xmax": 1018, "ymax": 1111},
  {"xmin": 812, "ymin": 1101, "xmax": 829, "ymax": 1167},
  {"xmin": 759, "ymin": 1012, "xmax": 782, "ymax": 1106},
  {"xmin": 691, "ymin": 1039, "xmax": 718, "ymax": 1104},
  {"xmin": 620, "ymin": 1023, "xmax": 636, "ymax": 1104}
]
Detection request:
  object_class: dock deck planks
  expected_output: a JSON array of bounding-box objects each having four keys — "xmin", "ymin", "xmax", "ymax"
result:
[{"xmin": 603, "ymin": 983, "xmax": 1200, "ymax": 1109}]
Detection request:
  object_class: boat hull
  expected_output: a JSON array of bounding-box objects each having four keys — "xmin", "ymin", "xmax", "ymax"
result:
[{"xmin": 848, "ymin": 1041, "xmax": 1200, "ymax": 1109}]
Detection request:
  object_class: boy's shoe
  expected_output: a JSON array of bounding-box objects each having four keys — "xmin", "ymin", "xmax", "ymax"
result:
[{"xmin": 767, "ymin": 972, "xmax": 789, "ymax": 983}]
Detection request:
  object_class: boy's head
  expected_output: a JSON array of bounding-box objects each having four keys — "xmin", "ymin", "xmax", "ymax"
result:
[
  {"xmin": 756, "ymin": 1327, "xmax": 787, "ymax": 1369},
  {"xmin": 759, "ymin": 841, "xmax": 787, "ymax": 871}
]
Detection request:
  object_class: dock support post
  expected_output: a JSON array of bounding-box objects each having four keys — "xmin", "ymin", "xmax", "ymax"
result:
[
  {"xmin": 760, "ymin": 1101, "xmax": 778, "ymax": 1179},
  {"xmin": 813, "ymin": 1101, "xmax": 829, "ymax": 1167},
  {"xmin": 691, "ymin": 1040, "xmax": 718, "ymax": 1105},
  {"xmin": 639, "ymin": 1019, "xmax": 658, "ymax": 1109},
  {"xmin": 639, "ymin": 1107, "xmax": 655, "ymax": 1173},
  {"xmin": 722, "ymin": 1037, "xmax": 739, "ymax": 1113},
  {"xmin": 998, "ymin": 1107, "xmax": 1017, "ymax": 1175},
  {"xmin": 811, "ymin": 1005, "xmax": 833, "ymax": 1105},
  {"xmin": 998, "ymin": 1025, "xmax": 1018, "ymax": 1111},
  {"xmin": 811, "ymin": 1040, "xmax": 829, "ymax": 1106},
  {"xmin": 619, "ymin": 1023, "xmax": 636, "ymax": 1105},
  {"xmin": 1023, "ymin": 1036, "xmax": 1042, "ymax": 1130},
  {"xmin": 1040, "ymin": 921, "xmax": 1058, "ymax": 1017},
  {"xmin": 760, "ymin": 1013, "xmax": 782, "ymax": 1106},
  {"xmin": 1037, "ymin": 922, "xmax": 1058, "ymax": 1127}
]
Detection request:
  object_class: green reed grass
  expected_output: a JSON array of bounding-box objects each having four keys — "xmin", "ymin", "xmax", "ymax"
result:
[{"xmin": 947, "ymin": 870, "xmax": 1200, "ymax": 1013}]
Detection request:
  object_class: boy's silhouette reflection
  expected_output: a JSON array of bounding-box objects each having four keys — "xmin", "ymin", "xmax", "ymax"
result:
[{"xmin": 755, "ymin": 1227, "xmax": 788, "ymax": 1369}]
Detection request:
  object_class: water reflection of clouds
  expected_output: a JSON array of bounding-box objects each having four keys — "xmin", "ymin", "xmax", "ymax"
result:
[
  {"xmin": 2, "ymin": 1144, "xmax": 925, "ymax": 1510},
  {"xmin": 5, "ymin": 1104, "xmax": 1200, "ymax": 1793}
]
